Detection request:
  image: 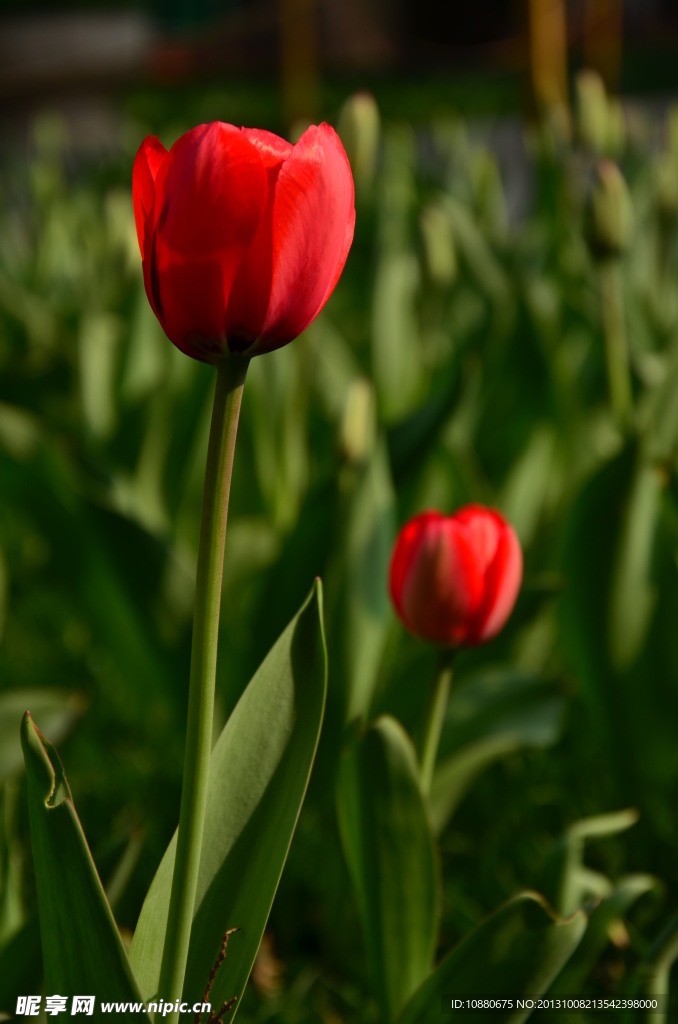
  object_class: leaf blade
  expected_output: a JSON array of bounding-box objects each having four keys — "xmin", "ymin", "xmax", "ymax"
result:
[
  {"xmin": 130, "ymin": 579, "xmax": 327, "ymax": 1015},
  {"xmin": 21, "ymin": 714, "xmax": 148, "ymax": 1014},
  {"xmin": 337, "ymin": 715, "xmax": 439, "ymax": 1023},
  {"xmin": 397, "ymin": 892, "xmax": 586, "ymax": 1024}
]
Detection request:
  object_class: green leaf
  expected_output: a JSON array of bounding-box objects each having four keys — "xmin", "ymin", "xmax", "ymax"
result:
[
  {"xmin": 539, "ymin": 808, "xmax": 639, "ymax": 917},
  {"xmin": 498, "ymin": 425, "xmax": 558, "ymax": 548},
  {"xmin": 429, "ymin": 668, "xmax": 565, "ymax": 833},
  {"xmin": 20, "ymin": 713, "xmax": 148, "ymax": 1014},
  {"xmin": 396, "ymin": 893, "xmax": 587, "ymax": 1024},
  {"xmin": 443, "ymin": 196, "xmax": 511, "ymax": 306},
  {"xmin": 343, "ymin": 442, "xmax": 396, "ymax": 722},
  {"xmin": 429, "ymin": 735, "xmax": 524, "ymax": 836},
  {"xmin": 0, "ymin": 917, "xmax": 42, "ymax": 1013},
  {"xmin": 0, "ymin": 689, "xmax": 83, "ymax": 785},
  {"xmin": 638, "ymin": 911, "xmax": 678, "ymax": 1021},
  {"xmin": 550, "ymin": 874, "xmax": 655, "ymax": 994},
  {"xmin": 337, "ymin": 715, "xmax": 438, "ymax": 1023},
  {"xmin": 0, "ymin": 781, "xmax": 24, "ymax": 948},
  {"xmin": 608, "ymin": 460, "xmax": 661, "ymax": 670},
  {"xmin": 130, "ymin": 580, "xmax": 327, "ymax": 1016},
  {"xmin": 438, "ymin": 668, "xmax": 565, "ymax": 755}
]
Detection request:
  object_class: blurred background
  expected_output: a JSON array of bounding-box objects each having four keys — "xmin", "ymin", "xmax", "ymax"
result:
[{"xmin": 3, "ymin": 0, "xmax": 678, "ymax": 1019}]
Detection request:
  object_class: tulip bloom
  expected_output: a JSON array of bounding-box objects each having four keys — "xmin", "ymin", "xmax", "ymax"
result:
[
  {"xmin": 132, "ymin": 122, "xmax": 355, "ymax": 362},
  {"xmin": 389, "ymin": 506, "xmax": 522, "ymax": 647}
]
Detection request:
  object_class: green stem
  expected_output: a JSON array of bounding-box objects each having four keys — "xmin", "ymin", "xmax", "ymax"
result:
[
  {"xmin": 420, "ymin": 651, "xmax": 454, "ymax": 797},
  {"xmin": 599, "ymin": 258, "xmax": 632, "ymax": 428},
  {"xmin": 158, "ymin": 357, "xmax": 249, "ymax": 1019}
]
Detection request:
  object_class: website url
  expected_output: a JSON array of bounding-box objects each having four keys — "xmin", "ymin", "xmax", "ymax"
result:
[
  {"xmin": 102, "ymin": 1002, "xmax": 211, "ymax": 1015},
  {"xmin": 16, "ymin": 996, "xmax": 211, "ymax": 1016}
]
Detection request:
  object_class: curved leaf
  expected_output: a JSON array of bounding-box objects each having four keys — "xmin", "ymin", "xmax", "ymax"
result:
[
  {"xmin": 0, "ymin": 690, "xmax": 83, "ymax": 785},
  {"xmin": 550, "ymin": 873, "xmax": 655, "ymax": 994},
  {"xmin": 337, "ymin": 715, "xmax": 438, "ymax": 1023},
  {"xmin": 21, "ymin": 714, "xmax": 148, "ymax": 1014},
  {"xmin": 539, "ymin": 808, "xmax": 639, "ymax": 916},
  {"xmin": 130, "ymin": 580, "xmax": 327, "ymax": 1017},
  {"xmin": 397, "ymin": 892, "xmax": 586, "ymax": 1024}
]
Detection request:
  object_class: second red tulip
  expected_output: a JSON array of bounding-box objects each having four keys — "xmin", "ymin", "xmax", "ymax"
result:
[{"xmin": 389, "ymin": 505, "xmax": 523, "ymax": 647}]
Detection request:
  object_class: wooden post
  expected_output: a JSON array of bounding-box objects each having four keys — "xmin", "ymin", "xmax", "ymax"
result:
[
  {"xmin": 277, "ymin": 0, "xmax": 319, "ymax": 131},
  {"xmin": 528, "ymin": 0, "xmax": 570, "ymax": 120},
  {"xmin": 584, "ymin": 0, "xmax": 623, "ymax": 92}
]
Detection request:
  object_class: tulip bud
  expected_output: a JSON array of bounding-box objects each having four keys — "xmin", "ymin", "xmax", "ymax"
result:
[
  {"xmin": 337, "ymin": 92, "xmax": 381, "ymax": 190},
  {"xmin": 389, "ymin": 506, "xmax": 523, "ymax": 647},
  {"xmin": 656, "ymin": 153, "xmax": 678, "ymax": 229},
  {"xmin": 341, "ymin": 377, "xmax": 376, "ymax": 465},
  {"xmin": 576, "ymin": 69, "xmax": 610, "ymax": 153},
  {"xmin": 419, "ymin": 204, "xmax": 457, "ymax": 287},
  {"xmin": 606, "ymin": 98, "xmax": 626, "ymax": 157},
  {"xmin": 585, "ymin": 159, "xmax": 633, "ymax": 261}
]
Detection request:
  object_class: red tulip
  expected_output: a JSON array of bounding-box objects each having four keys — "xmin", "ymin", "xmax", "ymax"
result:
[
  {"xmin": 389, "ymin": 505, "xmax": 523, "ymax": 647},
  {"xmin": 132, "ymin": 122, "xmax": 355, "ymax": 363}
]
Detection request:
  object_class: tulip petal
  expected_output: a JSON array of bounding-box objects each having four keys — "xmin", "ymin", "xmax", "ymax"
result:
[
  {"xmin": 223, "ymin": 130, "xmax": 294, "ymax": 349},
  {"xmin": 470, "ymin": 524, "xmax": 523, "ymax": 643},
  {"xmin": 149, "ymin": 123, "xmax": 268, "ymax": 357},
  {"xmin": 455, "ymin": 505, "xmax": 502, "ymax": 577},
  {"xmin": 132, "ymin": 135, "xmax": 167, "ymax": 257},
  {"xmin": 256, "ymin": 124, "xmax": 355, "ymax": 350},
  {"xmin": 242, "ymin": 128, "xmax": 294, "ymax": 169},
  {"xmin": 392, "ymin": 512, "xmax": 484, "ymax": 645}
]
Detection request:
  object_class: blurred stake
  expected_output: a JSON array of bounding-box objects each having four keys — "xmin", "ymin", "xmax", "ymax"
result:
[
  {"xmin": 584, "ymin": 0, "xmax": 623, "ymax": 93},
  {"xmin": 277, "ymin": 0, "xmax": 319, "ymax": 130},
  {"xmin": 528, "ymin": 0, "xmax": 570, "ymax": 124}
]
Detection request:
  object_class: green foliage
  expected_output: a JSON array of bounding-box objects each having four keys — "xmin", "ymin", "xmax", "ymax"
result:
[
  {"xmin": 21, "ymin": 714, "xmax": 148, "ymax": 1015},
  {"xmin": 130, "ymin": 582, "xmax": 327, "ymax": 1015},
  {"xmin": 397, "ymin": 893, "xmax": 587, "ymax": 1024},
  {"xmin": 429, "ymin": 668, "xmax": 565, "ymax": 833},
  {"xmin": 337, "ymin": 716, "xmax": 438, "ymax": 1022},
  {"xmin": 3, "ymin": 83, "xmax": 678, "ymax": 1021}
]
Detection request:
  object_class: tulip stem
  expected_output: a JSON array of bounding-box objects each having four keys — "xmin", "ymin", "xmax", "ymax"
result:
[
  {"xmin": 158, "ymin": 357, "xmax": 249, "ymax": 1021},
  {"xmin": 599, "ymin": 258, "xmax": 632, "ymax": 428},
  {"xmin": 420, "ymin": 652, "xmax": 454, "ymax": 797}
]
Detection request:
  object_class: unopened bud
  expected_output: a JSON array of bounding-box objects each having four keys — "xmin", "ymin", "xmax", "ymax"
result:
[
  {"xmin": 668, "ymin": 106, "xmax": 678, "ymax": 163},
  {"xmin": 576, "ymin": 69, "xmax": 610, "ymax": 153},
  {"xmin": 341, "ymin": 377, "xmax": 376, "ymax": 465},
  {"xmin": 606, "ymin": 98, "xmax": 626, "ymax": 157},
  {"xmin": 419, "ymin": 204, "xmax": 457, "ymax": 287},
  {"xmin": 656, "ymin": 153, "xmax": 678, "ymax": 227},
  {"xmin": 586, "ymin": 159, "xmax": 633, "ymax": 260},
  {"xmin": 337, "ymin": 92, "xmax": 380, "ymax": 190}
]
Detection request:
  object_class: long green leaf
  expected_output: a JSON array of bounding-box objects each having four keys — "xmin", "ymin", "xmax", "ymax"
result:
[
  {"xmin": 397, "ymin": 893, "xmax": 586, "ymax": 1024},
  {"xmin": 344, "ymin": 442, "xmax": 396, "ymax": 722},
  {"xmin": 608, "ymin": 460, "xmax": 660, "ymax": 670},
  {"xmin": 130, "ymin": 580, "xmax": 327, "ymax": 1016},
  {"xmin": 337, "ymin": 715, "xmax": 438, "ymax": 1023},
  {"xmin": 21, "ymin": 713, "xmax": 148, "ymax": 1015}
]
